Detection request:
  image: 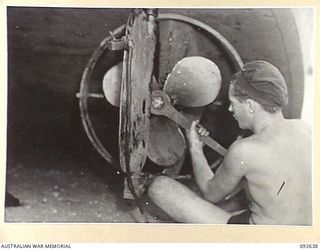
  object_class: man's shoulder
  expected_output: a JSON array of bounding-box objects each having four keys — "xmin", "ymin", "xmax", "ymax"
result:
[
  {"xmin": 228, "ymin": 136, "xmax": 261, "ymax": 155},
  {"xmin": 224, "ymin": 138, "xmax": 253, "ymax": 165},
  {"xmin": 222, "ymin": 138, "xmax": 255, "ymax": 174},
  {"xmin": 224, "ymin": 136, "xmax": 265, "ymax": 174},
  {"xmin": 226, "ymin": 135, "xmax": 267, "ymax": 164}
]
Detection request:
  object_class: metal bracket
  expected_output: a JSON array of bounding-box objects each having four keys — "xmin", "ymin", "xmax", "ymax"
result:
[{"xmin": 107, "ymin": 37, "xmax": 128, "ymax": 51}]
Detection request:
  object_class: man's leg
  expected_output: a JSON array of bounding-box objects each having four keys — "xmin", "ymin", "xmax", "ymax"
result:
[{"xmin": 148, "ymin": 175, "xmax": 232, "ymax": 223}]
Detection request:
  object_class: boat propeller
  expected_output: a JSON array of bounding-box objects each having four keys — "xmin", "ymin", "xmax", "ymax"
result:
[{"xmin": 102, "ymin": 56, "xmax": 227, "ymax": 170}]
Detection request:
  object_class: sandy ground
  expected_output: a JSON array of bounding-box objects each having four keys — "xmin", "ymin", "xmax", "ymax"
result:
[
  {"xmin": 4, "ymin": 157, "xmax": 164, "ymax": 223},
  {"xmin": 4, "ymin": 157, "xmax": 247, "ymax": 224}
]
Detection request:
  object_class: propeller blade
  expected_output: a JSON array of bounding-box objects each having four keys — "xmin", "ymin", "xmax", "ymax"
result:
[
  {"xmin": 163, "ymin": 56, "xmax": 222, "ymax": 107},
  {"xmin": 102, "ymin": 62, "xmax": 122, "ymax": 107},
  {"xmin": 102, "ymin": 62, "xmax": 159, "ymax": 107},
  {"xmin": 148, "ymin": 116, "xmax": 186, "ymax": 167}
]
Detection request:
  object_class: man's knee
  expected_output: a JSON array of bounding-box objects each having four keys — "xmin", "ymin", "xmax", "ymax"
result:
[{"xmin": 148, "ymin": 175, "xmax": 173, "ymax": 201}]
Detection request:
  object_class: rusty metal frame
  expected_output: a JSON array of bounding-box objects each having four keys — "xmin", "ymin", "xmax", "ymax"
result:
[{"xmin": 79, "ymin": 25, "xmax": 125, "ymax": 166}]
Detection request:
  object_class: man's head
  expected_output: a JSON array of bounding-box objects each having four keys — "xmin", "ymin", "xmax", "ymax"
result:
[{"xmin": 228, "ymin": 60, "xmax": 288, "ymax": 129}]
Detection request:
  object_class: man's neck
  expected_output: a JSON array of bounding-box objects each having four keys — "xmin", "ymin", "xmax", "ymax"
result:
[{"xmin": 252, "ymin": 111, "xmax": 284, "ymax": 134}]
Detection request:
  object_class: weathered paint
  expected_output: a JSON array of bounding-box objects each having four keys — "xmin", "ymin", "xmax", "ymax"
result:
[{"xmin": 119, "ymin": 9, "xmax": 157, "ymax": 173}]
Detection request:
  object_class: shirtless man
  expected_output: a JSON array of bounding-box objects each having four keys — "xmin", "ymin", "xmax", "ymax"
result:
[{"xmin": 148, "ymin": 60, "xmax": 312, "ymax": 225}]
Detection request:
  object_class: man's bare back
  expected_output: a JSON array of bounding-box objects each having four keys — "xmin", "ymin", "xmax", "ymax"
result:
[{"xmin": 238, "ymin": 119, "xmax": 312, "ymax": 225}]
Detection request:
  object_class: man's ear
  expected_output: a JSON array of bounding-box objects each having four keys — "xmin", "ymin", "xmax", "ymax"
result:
[{"xmin": 245, "ymin": 99, "xmax": 256, "ymax": 114}]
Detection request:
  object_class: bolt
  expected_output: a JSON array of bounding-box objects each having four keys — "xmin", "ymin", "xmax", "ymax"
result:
[
  {"xmin": 109, "ymin": 31, "xmax": 116, "ymax": 40},
  {"xmin": 152, "ymin": 96, "xmax": 164, "ymax": 109}
]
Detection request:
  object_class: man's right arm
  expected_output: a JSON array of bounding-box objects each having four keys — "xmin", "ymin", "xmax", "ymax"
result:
[
  {"xmin": 194, "ymin": 141, "xmax": 248, "ymax": 203},
  {"xmin": 187, "ymin": 121, "xmax": 248, "ymax": 203},
  {"xmin": 204, "ymin": 141, "xmax": 247, "ymax": 203},
  {"xmin": 187, "ymin": 121, "xmax": 215, "ymax": 193}
]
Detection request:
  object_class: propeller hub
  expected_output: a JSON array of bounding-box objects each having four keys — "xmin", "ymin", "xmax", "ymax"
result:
[{"xmin": 152, "ymin": 96, "xmax": 165, "ymax": 109}]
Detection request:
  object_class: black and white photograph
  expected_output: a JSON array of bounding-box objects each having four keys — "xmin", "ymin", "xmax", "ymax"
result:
[{"xmin": 3, "ymin": 5, "xmax": 315, "ymax": 232}]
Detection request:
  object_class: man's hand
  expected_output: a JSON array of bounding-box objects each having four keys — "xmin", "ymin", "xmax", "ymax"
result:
[
  {"xmin": 186, "ymin": 120, "xmax": 215, "ymax": 196},
  {"xmin": 186, "ymin": 120, "xmax": 209, "ymax": 149}
]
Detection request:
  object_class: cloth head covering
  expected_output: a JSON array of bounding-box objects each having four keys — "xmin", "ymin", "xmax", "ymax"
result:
[{"xmin": 232, "ymin": 60, "xmax": 288, "ymax": 109}]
